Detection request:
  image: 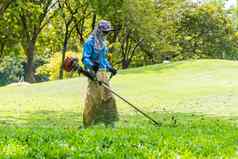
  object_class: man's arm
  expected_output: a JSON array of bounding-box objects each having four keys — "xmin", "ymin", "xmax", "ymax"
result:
[{"xmin": 82, "ymin": 40, "xmax": 94, "ymax": 69}]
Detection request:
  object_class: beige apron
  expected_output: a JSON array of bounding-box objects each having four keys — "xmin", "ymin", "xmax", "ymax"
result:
[{"xmin": 83, "ymin": 70, "xmax": 119, "ymax": 127}]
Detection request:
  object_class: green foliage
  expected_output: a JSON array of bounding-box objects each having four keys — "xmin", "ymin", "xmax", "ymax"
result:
[
  {"xmin": 0, "ymin": 56, "xmax": 24, "ymax": 86},
  {"xmin": 175, "ymin": 3, "xmax": 238, "ymax": 60},
  {"xmin": 0, "ymin": 1, "xmax": 22, "ymax": 58},
  {"xmin": 110, "ymin": 0, "xmax": 161, "ymax": 68}
]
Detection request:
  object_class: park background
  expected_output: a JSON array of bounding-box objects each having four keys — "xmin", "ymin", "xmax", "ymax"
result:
[{"xmin": 0, "ymin": 0, "xmax": 238, "ymax": 158}]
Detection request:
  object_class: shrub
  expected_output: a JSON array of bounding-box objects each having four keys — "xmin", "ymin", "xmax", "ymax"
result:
[{"xmin": 0, "ymin": 56, "xmax": 24, "ymax": 86}]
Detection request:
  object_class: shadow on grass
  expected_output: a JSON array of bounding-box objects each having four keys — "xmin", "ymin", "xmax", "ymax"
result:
[
  {"xmin": 0, "ymin": 110, "xmax": 83, "ymax": 128},
  {"xmin": 0, "ymin": 110, "xmax": 237, "ymax": 129}
]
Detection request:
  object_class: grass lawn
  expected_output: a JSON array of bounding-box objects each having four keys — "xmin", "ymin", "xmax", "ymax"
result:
[{"xmin": 0, "ymin": 59, "xmax": 237, "ymax": 158}]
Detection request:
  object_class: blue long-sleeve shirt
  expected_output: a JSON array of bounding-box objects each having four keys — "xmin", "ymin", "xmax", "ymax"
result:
[{"xmin": 82, "ymin": 35, "xmax": 112, "ymax": 70}]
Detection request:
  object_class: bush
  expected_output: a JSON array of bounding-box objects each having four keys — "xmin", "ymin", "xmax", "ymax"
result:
[
  {"xmin": 0, "ymin": 56, "xmax": 24, "ymax": 86},
  {"xmin": 36, "ymin": 51, "xmax": 82, "ymax": 80},
  {"xmin": 33, "ymin": 56, "xmax": 50, "ymax": 82}
]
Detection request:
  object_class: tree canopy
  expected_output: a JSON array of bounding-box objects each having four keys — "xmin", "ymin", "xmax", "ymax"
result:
[{"xmin": 0, "ymin": 0, "xmax": 238, "ymax": 85}]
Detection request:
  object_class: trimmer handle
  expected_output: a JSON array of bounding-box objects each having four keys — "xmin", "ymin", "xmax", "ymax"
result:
[
  {"xmin": 74, "ymin": 64, "xmax": 97, "ymax": 81},
  {"xmin": 109, "ymin": 73, "xmax": 114, "ymax": 81}
]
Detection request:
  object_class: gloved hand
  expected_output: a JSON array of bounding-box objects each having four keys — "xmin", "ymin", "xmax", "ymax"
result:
[
  {"xmin": 108, "ymin": 67, "xmax": 117, "ymax": 76},
  {"xmin": 85, "ymin": 70, "xmax": 97, "ymax": 81},
  {"xmin": 92, "ymin": 63, "xmax": 99, "ymax": 72}
]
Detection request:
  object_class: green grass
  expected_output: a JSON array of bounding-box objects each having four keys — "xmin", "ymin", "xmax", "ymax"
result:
[
  {"xmin": 0, "ymin": 113, "xmax": 237, "ymax": 159},
  {"xmin": 0, "ymin": 59, "xmax": 238, "ymax": 158}
]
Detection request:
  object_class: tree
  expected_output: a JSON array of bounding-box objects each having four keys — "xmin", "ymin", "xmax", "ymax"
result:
[
  {"xmin": 116, "ymin": 0, "xmax": 159, "ymax": 68},
  {"xmin": 57, "ymin": 0, "xmax": 91, "ymax": 79},
  {"xmin": 57, "ymin": 0, "xmax": 78, "ymax": 79},
  {"xmin": 0, "ymin": 0, "xmax": 22, "ymax": 60},
  {"xmin": 92, "ymin": 0, "xmax": 183, "ymax": 68},
  {"xmin": 12, "ymin": 0, "xmax": 58, "ymax": 82},
  {"xmin": 0, "ymin": 0, "xmax": 13, "ymax": 16},
  {"xmin": 176, "ymin": 3, "xmax": 237, "ymax": 59}
]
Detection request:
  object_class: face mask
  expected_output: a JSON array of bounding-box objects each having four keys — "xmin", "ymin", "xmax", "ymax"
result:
[{"xmin": 102, "ymin": 31, "xmax": 110, "ymax": 37}]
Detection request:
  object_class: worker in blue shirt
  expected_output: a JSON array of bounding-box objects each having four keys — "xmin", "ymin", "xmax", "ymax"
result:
[{"xmin": 82, "ymin": 20, "xmax": 118, "ymax": 128}]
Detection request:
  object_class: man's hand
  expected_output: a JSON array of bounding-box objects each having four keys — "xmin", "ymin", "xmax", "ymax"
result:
[
  {"xmin": 84, "ymin": 69, "xmax": 97, "ymax": 81},
  {"xmin": 92, "ymin": 63, "xmax": 99, "ymax": 72},
  {"xmin": 108, "ymin": 67, "xmax": 117, "ymax": 76}
]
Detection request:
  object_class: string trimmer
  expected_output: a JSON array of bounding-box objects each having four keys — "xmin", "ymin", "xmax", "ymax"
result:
[{"xmin": 63, "ymin": 56, "xmax": 161, "ymax": 127}]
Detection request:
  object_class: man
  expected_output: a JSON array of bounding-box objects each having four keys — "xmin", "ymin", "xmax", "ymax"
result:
[{"xmin": 82, "ymin": 20, "xmax": 118, "ymax": 128}]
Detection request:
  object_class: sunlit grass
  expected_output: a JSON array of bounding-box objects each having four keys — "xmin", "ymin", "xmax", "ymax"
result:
[{"xmin": 0, "ymin": 59, "xmax": 238, "ymax": 158}]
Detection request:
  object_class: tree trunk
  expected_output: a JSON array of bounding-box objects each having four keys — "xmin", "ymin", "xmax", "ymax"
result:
[
  {"xmin": 91, "ymin": 13, "xmax": 96, "ymax": 32},
  {"xmin": 75, "ymin": 23, "xmax": 85, "ymax": 44},
  {"xmin": 73, "ymin": 14, "xmax": 86, "ymax": 44},
  {"xmin": 0, "ymin": 43, "xmax": 5, "ymax": 59},
  {"xmin": 59, "ymin": 31, "xmax": 69, "ymax": 79},
  {"xmin": 122, "ymin": 59, "xmax": 130, "ymax": 69},
  {"xmin": 112, "ymin": 24, "xmax": 121, "ymax": 42},
  {"xmin": 222, "ymin": 51, "xmax": 226, "ymax": 59},
  {"xmin": 24, "ymin": 40, "xmax": 35, "ymax": 83}
]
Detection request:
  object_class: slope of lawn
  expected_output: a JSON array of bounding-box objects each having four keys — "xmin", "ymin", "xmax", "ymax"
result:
[{"xmin": 0, "ymin": 59, "xmax": 238, "ymax": 158}]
